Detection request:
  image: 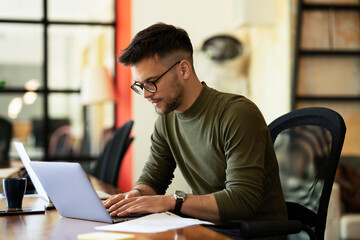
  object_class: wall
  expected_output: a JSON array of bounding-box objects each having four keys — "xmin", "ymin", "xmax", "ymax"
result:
[
  {"xmin": 248, "ymin": 0, "xmax": 292, "ymax": 122},
  {"xmin": 131, "ymin": 0, "xmax": 292, "ymax": 193}
]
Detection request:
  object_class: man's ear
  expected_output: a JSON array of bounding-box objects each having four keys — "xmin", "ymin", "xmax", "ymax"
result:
[{"xmin": 179, "ymin": 60, "xmax": 191, "ymax": 79}]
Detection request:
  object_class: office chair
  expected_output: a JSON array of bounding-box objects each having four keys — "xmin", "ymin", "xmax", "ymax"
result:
[
  {"xmin": 0, "ymin": 117, "xmax": 12, "ymax": 167},
  {"xmin": 48, "ymin": 125, "xmax": 72, "ymax": 156},
  {"xmin": 240, "ymin": 107, "xmax": 346, "ymax": 240},
  {"xmin": 92, "ymin": 120, "xmax": 134, "ymax": 187}
]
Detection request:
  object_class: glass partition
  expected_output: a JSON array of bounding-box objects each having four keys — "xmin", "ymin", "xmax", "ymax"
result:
[
  {"xmin": 0, "ymin": 0, "xmax": 43, "ymax": 20},
  {"xmin": 0, "ymin": 93, "xmax": 44, "ymax": 160},
  {"xmin": 48, "ymin": 25, "xmax": 114, "ymax": 90},
  {"xmin": 0, "ymin": 24, "xmax": 43, "ymax": 89},
  {"xmin": 0, "ymin": 0, "xmax": 115, "ymax": 164},
  {"xmin": 48, "ymin": 0, "xmax": 114, "ymax": 23}
]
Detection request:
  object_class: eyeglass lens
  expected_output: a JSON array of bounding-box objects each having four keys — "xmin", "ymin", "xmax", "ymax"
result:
[
  {"xmin": 131, "ymin": 82, "xmax": 156, "ymax": 95},
  {"xmin": 131, "ymin": 61, "xmax": 180, "ymax": 95}
]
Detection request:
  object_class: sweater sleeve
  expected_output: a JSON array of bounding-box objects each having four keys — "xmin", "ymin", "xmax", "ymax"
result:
[
  {"xmin": 135, "ymin": 117, "xmax": 176, "ymax": 194},
  {"xmin": 213, "ymin": 101, "xmax": 269, "ymax": 221}
]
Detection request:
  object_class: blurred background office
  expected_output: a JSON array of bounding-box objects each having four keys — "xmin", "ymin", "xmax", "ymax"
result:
[
  {"xmin": 0, "ymin": 0, "xmax": 359, "ymax": 210},
  {"xmin": 1, "ymin": 1, "xmax": 360, "ymax": 239}
]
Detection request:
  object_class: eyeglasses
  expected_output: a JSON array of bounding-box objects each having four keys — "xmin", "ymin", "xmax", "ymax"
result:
[{"xmin": 131, "ymin": 61, "xmax": 180, "ymax": 95}]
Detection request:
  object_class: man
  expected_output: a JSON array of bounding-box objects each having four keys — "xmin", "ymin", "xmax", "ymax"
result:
[{"xmin": 104, "ymin": 23, "xmax": 287, "ymax": 224}]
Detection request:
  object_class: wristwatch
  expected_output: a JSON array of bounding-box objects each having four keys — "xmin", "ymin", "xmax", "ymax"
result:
[{"xmin": 173, "ymin": 190, "xmax": 187, "ymax": 214}]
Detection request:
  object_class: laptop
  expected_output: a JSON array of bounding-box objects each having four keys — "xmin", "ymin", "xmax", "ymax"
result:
[
  {"xmin": 14, "ymin": 142, "xmax": 111, "ymax": 203},
  {"xmin": 14, "ymin": 142, "xmax": 142, "ymax": 223},
  {"xmin": 13, "ymin": 141, "xmax": 52, "ymax": 205}
]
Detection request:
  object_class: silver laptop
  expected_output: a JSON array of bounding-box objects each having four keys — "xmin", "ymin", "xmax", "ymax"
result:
[
  {"xmin": 14, "ymin": 141, "xmax": 112, "ymax": 203},
  {"xmin": 13, "ymin": 141, "xmax": 51, "ymax": 203},
  {"xmin": 29, "ymin": 160, "xmax": 145, "ymax": 223},
  {"xmin": 14, "ymin": 141, "xmax": 141, "ymax": 223}
]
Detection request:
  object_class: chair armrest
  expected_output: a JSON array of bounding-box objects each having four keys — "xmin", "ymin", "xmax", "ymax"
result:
[{"xmin": 239, "ymin": 220, "xmax": 302, "ymax": 238}]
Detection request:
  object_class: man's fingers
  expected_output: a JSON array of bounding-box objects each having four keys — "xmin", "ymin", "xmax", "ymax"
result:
[
  {"xmin": 109, "ymin": 196, "xmax": 138, "ymax": 211},
  {"xmin": 103, "ymin": 193, "xmax": 125, "ymax": 208},
  {"xmin": 125, "ymin": 191, "xmax": 137, "ymax": 199},
  {"xmin": 108, "ymin": 195, "xmax": 171, "ymax": 218},
  {"xmin": 111, "ymin": 202, "xmax": 146, "ymax": 217},
  {"xmin": 104, "ymin": 189, "xmax": 141, "ymax": 208}
]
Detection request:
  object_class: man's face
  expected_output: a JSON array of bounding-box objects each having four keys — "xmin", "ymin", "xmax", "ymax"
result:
[{"xmin": 131, "ymin": 58, "xmax": 184, "ymax": 115}]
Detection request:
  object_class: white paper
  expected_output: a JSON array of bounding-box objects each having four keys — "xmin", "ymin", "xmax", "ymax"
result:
[{"xmin": 95, "ymin": 212, "xmax": 214, "ymax": 233}]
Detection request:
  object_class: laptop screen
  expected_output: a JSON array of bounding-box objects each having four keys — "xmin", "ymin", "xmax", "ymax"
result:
[{"xmin": 13, "ymin": 141, "xmax": 50, "ymax": 203}]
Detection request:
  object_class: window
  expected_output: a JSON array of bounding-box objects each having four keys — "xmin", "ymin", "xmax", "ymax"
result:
[{"xmin": 0, "ymin": 0, "xmax": 115, "ymax": 162}]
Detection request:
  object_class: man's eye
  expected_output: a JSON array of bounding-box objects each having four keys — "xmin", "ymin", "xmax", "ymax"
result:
[{"xmin": 144, "ymin": 81, "xmax": 154, "ymax": 86}]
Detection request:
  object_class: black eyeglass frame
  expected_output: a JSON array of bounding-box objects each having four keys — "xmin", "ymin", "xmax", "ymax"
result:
[{"xmin": 131, "ymin": 61, "xmax": 181, "ymax": 95}]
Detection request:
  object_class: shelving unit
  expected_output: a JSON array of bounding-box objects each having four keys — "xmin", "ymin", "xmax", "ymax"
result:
[{"xmin": 292, "ymin": 0, "xmax": 360, "ymax": 155}]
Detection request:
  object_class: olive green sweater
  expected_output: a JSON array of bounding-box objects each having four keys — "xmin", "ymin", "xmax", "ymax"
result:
[{"xmin": 136, "ymin": 83, "xmax": 287, "ymax": 222}]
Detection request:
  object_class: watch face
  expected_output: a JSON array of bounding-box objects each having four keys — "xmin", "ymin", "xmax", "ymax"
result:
[{"xmin": 175, "ymin": 190, "xmax": 186, "ymax": 199}]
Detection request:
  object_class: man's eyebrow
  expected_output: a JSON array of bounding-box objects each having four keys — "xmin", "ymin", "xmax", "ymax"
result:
[{"xmin": 139, "ymin": 74, "xmax": 159, "ymax": 83}]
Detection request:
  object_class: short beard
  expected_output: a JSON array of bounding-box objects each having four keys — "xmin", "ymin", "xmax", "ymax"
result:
[{"xmin": 155, "ymin": 76, "xmax": 184, "ymax": 115}]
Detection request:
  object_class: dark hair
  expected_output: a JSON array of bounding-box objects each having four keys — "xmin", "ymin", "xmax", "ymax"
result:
[{"xmin": 118, "ymin": 23, "xmax": 193, "ymax": 66}]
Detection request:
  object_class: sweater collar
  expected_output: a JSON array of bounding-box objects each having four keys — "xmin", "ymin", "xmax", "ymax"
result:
[{"xmin": 176, "ymin": 82, "xmax": 210, "ymax": 119}]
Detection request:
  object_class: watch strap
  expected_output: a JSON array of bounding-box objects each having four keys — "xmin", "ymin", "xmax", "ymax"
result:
[
  {"xmin": 174, "ymin": 198, "xmax": 183, "ymax": 213},
  {"xmin": 173, "ymin": 190, "xmax": 186, "ymax": 214}
]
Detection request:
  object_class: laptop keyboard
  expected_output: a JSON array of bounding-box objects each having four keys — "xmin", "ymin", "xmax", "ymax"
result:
[
  {"xmin": 107, "ymin": 210, "xmax": 149, "ymax": 223},
  {"xmin": 112, "ymin": 214, "xmax": 143, "ymax": 223}
]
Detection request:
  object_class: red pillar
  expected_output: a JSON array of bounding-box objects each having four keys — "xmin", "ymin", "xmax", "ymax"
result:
[{"xmin": 115, "ymin": 0, "xmax": 133, "ymax": 192}]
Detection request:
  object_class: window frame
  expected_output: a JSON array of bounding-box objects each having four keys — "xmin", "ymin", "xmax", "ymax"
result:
[{"xmin": 0, "ymin": 0, "xmax": 116, "ymax": 161}]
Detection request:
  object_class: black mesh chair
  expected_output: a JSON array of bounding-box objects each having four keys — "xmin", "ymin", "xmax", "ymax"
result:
[
  {"xmin": 240, "ymin": 107, "xmax": 346, "ymax": 240},
  {"xmin": 0, "ymin": 117, "xmax": 12, "ymax": 168},
  {"xmin": 92, "ymin": 120, "xmax": 134, "ymax": 187}
]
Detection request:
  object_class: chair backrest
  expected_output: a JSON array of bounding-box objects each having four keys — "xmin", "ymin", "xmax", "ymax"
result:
[
  {"xmin": 48, "ymin": 125, "xmax": 72, "ymax": 156},
  {"xmin": 0, "ymin": 117, "xmax": 12, "ymax": 167},
  {"xmin": 269, "ymin": 107, "xmax": 346, "ymax": 240},
  {"xmin": 93, "ymin": 120, "xmax": 134, "ymax": 187}
]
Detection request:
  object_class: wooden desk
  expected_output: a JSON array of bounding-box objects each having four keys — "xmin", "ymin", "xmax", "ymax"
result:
[{"xmin": 0, "ymin": 177, "xmax": 231, "ymax": 240}]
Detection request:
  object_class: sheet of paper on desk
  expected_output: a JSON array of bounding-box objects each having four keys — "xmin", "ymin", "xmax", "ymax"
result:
[{"xmin": 95, "ymin": 212, "xmax": 214, "ymax": 233}]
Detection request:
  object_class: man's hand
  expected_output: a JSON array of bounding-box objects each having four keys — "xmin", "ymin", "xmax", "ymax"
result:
[
  {"xmin": 103, "ymin": 184, "xmax": 173, "ymax": 217},
  {"xmin": 103, "ymin": 184, "xmax": 220, "ymax": 221},
  {"xmin": 106, "ymin": 195, "xmax": 174, "ymax": 217},
  {"xmin": 103, "ymin": 189, "xmax": 141, "ymax": 209}
]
